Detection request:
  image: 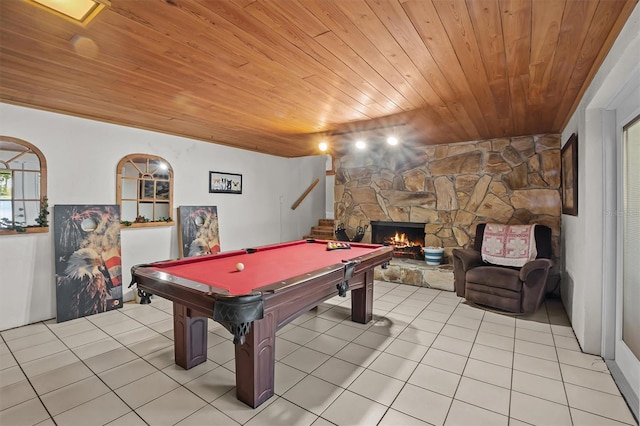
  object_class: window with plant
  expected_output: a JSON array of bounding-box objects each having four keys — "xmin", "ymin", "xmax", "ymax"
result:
[
  {"xmin": 116, "ymin": 154, "xmax": 173, "ymax": 226},
  {"xmin": 0, "ymin": 136, "xmax": 48, "ymax": 233}
]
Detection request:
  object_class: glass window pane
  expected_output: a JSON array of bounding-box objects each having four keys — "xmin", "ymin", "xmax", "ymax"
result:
[
  {"xmin": 155, "ymin": 203, "xmax": 170, "ymax": 220},
  {"xmin": 9, "ymin": 152, "xmax": 40, "ymax": 170},
  {"xmin": 12, "ymin": 171, "xmax": 40, "ymax": 199},
  {"xmin": 140, "ymin": 180, "xmax": 155, "ymax": 200},
  {"xmin": 121, "ymin": 161, "xmax": 137, "ymax": 178},
  {"xmin": 156, "ymin": 180, "xmax": 170, "ymax": 200},
  {"xmin": 623, "ymin": 116, "xmax": 640, "ymax": 359},
  {"xmin": 139, "ymin": 202, "xmax": 154, "ymax": 220},
  {"xmin": 0, "ymin": 199, "xmax": 12, "ymax": 223},
  {"xmin": 12, "ymin": 200, "xmax": 39, "ymax": 226},
  {"xmin": 153, "ymin": 163, "xmax": 170, "ymax": 179},
  {"xmin": 121, "ymin": 178, "xmax": 137, "ymax": 199},
  {"xmin": 121, "ymin": 200, "xmax": 137, "ymax": 222},
  {"xmin": 0, "ymin": 141, "xmax": 27, "ymax": 162},
  {"xmin": 0, "ymin": 171, "xmax": 11, "ymax": 199}
]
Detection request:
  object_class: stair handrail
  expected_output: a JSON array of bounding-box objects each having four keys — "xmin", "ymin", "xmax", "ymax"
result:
[{"xmin": 291, "ymin": 178, "xmax": 320, "ymax": 210}]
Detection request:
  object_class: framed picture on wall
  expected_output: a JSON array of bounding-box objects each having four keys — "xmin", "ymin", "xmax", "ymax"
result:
[
  {"xmin": 561, "ymin": 133, "xmax": 578, "ymax": 216},
  {"xmin": 209, "ymin": 171, "xmax": 242, "ymax": 194}
]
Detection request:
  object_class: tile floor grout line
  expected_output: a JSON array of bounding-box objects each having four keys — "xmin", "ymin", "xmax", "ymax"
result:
[
  {"xmin": 312, "ymin": 317, "xmax": 407, "ymax": 425},
  {"xmin": 552, "ymin": 307, "xmax": 575, "ymax": 425},
  {"xmin": 91, "ymin": 303, "xmax": 236, "ymax": 425},
  {"xmin": 507, "ymin": 300, "xmax": 530, "ymax": 424},
  {"xmin": 0, "ymin": 331, "xmax": 59, "ymax": 423},
  {"xmin": 2, "ymin": 283, "xmax": 636, "ymax": 426},
  {"xmin": 439, "ymin": 298, "xmax": 477, "ymax": 424},
  {"xmin": 5, "ymin": 317, "xmax": 147, "ymax": 425},
  {"xmin": 42, "ymin": 316, "xmax": 159, "ymax": 424},
  {"xmin": 44, "ymin": 304, "xmax": 204, "ymax": 424},
  {"xmin": 282, "ymin": 286, "xmax": 422, "ymax": 424}
]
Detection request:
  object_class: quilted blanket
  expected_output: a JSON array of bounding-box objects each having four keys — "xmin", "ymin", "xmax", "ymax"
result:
[{"xmin": 481, "ymin": 224, "xmax": 537, "ymax": 267}]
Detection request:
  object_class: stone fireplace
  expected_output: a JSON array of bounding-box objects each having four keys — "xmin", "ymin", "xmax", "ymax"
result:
[
  {"xmin": 334, "ymin": 134, "xmax": 562, "ymax": 268},
  {"xmin": 370, "ymin": 221, "xmax": 426, "ymax": 259}
]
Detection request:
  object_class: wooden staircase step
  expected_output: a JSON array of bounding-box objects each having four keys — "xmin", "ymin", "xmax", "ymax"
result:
[
  {"xmin": 303, "ymin": 219, "xmax": 336, "ymax": 241},
  {"xmin": 311, "ymin": 225, "xmax": 334, "ymax": 233},
  {"xmin": 318, "ymin": 219, "xmax": 335, "ymax": 227},
  {"xmin": 311, "ymin": 229, "xmax": 333, "ymax": 238}
]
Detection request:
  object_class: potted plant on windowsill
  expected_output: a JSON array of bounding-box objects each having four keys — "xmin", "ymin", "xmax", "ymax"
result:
[
  {"xmin": 120, "ymin": 215, "xmax": 174, "ymax": 228},
  {"xmin": 0, "ymin": 196, "xmax": 49, "ymax": 235},
  {"xmin": 35, "ymin": 196, "xmax": 50, "ymax": 227}
]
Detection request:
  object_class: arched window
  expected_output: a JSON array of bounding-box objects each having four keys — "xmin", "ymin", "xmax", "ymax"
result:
[
  {"xmin": 0, "ymin": 136, "xmax": 48, "ymax": 234},
  {"xmin": 116, "ymin": 154, "xmax": 174, "ymax": 227}
]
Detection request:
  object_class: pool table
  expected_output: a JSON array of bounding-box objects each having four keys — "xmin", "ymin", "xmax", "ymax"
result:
[{"xmin": 131, "ymin": 239, "xmax": 392, "ymax": 408}]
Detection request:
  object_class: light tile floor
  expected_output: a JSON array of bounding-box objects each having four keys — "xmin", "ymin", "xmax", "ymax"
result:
[{"xmin": 1, "ymin": 281, "xmax": 637, "ymax": 426}]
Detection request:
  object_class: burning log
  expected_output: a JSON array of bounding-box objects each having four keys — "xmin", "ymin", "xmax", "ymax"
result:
[{"xmin": 384, "ymin": 231, "xmax": 424, "ymax": 259}]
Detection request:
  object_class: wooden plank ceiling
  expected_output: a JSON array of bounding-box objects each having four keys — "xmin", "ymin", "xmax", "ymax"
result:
[{"xmin": 0, "ymin": 0, "xmax": 636, "ymax": 157}]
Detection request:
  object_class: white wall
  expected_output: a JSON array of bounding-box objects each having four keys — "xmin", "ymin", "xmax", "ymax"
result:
[
  {"xmin": 325, "ymin": 174, "xmax": 335, "ymax": 219},
  {"xmin": 0, "ymin": 104, "xmax": 326, "ymax": 331},
  {"xmin": 561, "ymin": 3, "xmax": 639, "ymax": 355}
]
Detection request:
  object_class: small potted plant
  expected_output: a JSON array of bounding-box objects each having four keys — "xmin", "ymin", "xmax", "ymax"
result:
[{"xmin": 35, "ymin": 196, "xmax": 49, "ymax": 227}]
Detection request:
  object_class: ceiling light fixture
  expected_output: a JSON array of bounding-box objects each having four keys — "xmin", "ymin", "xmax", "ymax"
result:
[
  {"xmin": 386, "ymin": 136, "xmax": 399, "ymax": 146},
  {"xmin": 28, "ymin": 0, "xmax": 110, "ymax": 26},
  {"xmin": 355, "ymin": 140, "xmax": 367, "ymax": 150},
  {"xmin": 318, "ymin": 141, "xmax": 328, "ymax": 152}
]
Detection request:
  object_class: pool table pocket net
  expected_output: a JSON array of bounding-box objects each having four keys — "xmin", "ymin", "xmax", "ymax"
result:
[{"xmin": 212, "ymin": 293, "xmax": 264, "ymax": 345}]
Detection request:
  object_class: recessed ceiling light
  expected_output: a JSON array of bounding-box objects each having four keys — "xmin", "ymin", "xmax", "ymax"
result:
[
  {"xmin": 28, "ymin": 0, "xmax": 109, "ymax": 26},
  {"xmin": 387, "ymin": 136, "xmax": 399, "ymax": 146},
  {"xmin": 318, "ymin": 141, "xmax": 328, "ymax": 152},
  {"xmin": 355, "ymin": 140, "xmax": 366, "ymax": 150}
]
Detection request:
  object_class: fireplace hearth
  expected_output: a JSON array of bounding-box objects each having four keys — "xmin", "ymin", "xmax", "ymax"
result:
[{"xmin": 370, "ymin": 221, "xmax": 426, "ymax": 259}]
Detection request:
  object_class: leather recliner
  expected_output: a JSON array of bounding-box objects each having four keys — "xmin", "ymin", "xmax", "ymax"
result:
[{"xmin": 452, "ymin": 223, "xmax": 553, "ymax": 314}]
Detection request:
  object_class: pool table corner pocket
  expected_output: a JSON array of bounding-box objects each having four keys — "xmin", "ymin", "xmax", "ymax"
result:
[{"xmin": 213, "ymin": 293, "xmax": 264, "ymax": 345}]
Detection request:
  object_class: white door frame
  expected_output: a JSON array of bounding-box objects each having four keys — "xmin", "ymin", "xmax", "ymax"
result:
[{"xmin": 602, "ymin": 68, "xmax": 640, "ymax": 420}]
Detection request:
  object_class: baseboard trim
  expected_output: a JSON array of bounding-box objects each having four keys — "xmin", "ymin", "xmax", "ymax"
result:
[{"xmin": 606, "ymin": 359, "xmax": 639, "ymax": 422}]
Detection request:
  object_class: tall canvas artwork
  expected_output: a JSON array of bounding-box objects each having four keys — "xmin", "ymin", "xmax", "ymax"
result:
[
  {"xmin": 54, "ymin": 205, "xmax": 123, "ymax": 322},
  {"xmin": 178, "ymin": 206, "xmax": 220, "ymax": 257}
]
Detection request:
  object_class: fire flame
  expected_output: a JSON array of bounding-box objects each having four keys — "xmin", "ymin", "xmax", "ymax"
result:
[
  {"xmin": 394, "ymin": 232, "xmax": 408, "ymax": 244},
  {"xmin": 385, "ymin": 231, "xmax": 421, "ymax": 249}
]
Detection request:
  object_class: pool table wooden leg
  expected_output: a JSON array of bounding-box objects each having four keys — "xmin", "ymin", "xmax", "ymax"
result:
[
  {"xmin": 351, "ymin": 269, "xmax": 374, "ymax": 324},
  {"xmin": 173, "ymin": 303, "xmax": 208, "ymax": 369},
  {"xmin": 234, "ymin": 311, "xmax": 276, "ymax": 408}
]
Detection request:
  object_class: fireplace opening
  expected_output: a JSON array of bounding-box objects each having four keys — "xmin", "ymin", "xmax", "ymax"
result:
[{"xmin": 370, "ymin": 221, "xmax": 426, "ymax": 259}]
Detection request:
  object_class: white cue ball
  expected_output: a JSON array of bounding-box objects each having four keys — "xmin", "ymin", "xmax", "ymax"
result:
[{"xmin": 236, "ymin": 262, "xmax": 245, "ymax": 271}]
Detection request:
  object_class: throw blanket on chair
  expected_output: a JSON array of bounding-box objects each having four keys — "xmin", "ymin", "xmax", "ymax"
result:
[{"xmin": 481, "ymin": 224, "xmax": 537, "ymax": 267}]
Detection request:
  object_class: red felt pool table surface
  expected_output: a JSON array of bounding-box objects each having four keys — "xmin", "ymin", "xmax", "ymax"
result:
[{"xmin": 149, "ymin": 240, "xmax": 384, "ymax": 295}]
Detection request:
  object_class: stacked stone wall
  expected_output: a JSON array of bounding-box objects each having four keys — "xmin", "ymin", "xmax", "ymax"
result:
[{"xmin": 334, "ymin": 135, "xmax": 561, "ymax": 262}]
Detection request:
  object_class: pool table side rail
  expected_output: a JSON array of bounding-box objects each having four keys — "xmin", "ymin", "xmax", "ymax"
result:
[
  {"xmin": 140, "ymin": 249, "xmax": 248, "ymax": 268},
  {"xmin": 132, "ymin": 267, "xmax": 231, "ymax": 295},
  {"xmin": 255, "ymin": 264, "xmax": 348, "ymax": 294},
  {"xmin": 265, "ymin": 267, "xmax": 363, "ymax": 334},
  {"xmin": 261, "ymin": 268, "xmax": 346, "ymax": 330},
  {"xmin": 260, "ymin": 245, "xmax": 392, "ymax": 331},
  {"xmin": 132, "ymin": 268, "xmax": 221, "ymax": 315},
  {"xmin": 347, "ymin": 245, "xmax": 393, "ymax": 274}
]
